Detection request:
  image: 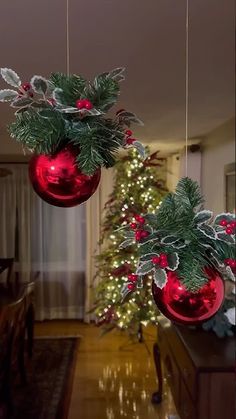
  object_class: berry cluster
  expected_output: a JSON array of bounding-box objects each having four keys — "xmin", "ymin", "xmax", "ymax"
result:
[
  {"xmin": 127, "ymin": 273, "xmax": 138, "ymax": 290},
  {"xmin": 125, "ymin": 129, "xmax": 136, "ymax": 145},
  {"xmin": 225, "ymin": 258, "xmax": 236, "ymax": 272},
  {"xmin": 152, "ymin": 253, "xmax": 168, "ymax": 268},
  {"xmin": 219, "ymin": 219, "xmax": 236, "ymax": 235},
  {"xmin": 130, "ymin": 215, "xmax": 150, "ymax": 241},
  {"xmin": 75, "ymin": 98, "xmax": 93, "ymax": 110},
  {"xmin": 19, "ymin": 82, "xmax": 33, "ymax": 98}
]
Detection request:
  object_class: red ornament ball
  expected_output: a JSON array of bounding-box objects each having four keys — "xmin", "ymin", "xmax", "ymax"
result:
[
  {"xmin": 152, "ymin": 268, "xmax": 224, "ymax": 325},
  {"xmin": 29, "ymin": 146, "xmax": 101, "ymax": 207}
]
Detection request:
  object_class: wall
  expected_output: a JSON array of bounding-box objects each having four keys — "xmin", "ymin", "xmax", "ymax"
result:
[{"xmin": 201, "ymin": 118, "xmax": 235, "ymax": 214}]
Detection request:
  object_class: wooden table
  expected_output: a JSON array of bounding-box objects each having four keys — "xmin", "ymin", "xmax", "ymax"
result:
[{"xmin": 152, "ymin": 316, "xmax": 236, "ymax": 419}]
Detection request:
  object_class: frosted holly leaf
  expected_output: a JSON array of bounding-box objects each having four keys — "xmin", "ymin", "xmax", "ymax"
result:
[
  {"xmin": 136, "ymin": 261, "xmax": 153, "ymax": 275},
  {"xmin": 197, "ymin": 224, "xmax": 216, "ymax": 239},
  {"xmin": 1, "ymin": 68, "xmax": 21, "ymax": 88},
  {"xmin": 161, "ymin": 235, "xmax": 179, "ymax": 245},
  {"xmin": 119, "ymin": 238, "xmax": 134, "ymax": 249},
  {"xmin": 167, "ymin": 253, "xmax": 179, "ymax": 271},
  {"xmin": 154, "ymin": 268, "xmax": 167, "ymax": 289},
  {"xmin": 52, "ymin": 88, "xmax": 64, "ymax": 104},
  {"xmin": 30, "ymin": 75, "xmax": 49, "ymax": 94},
  {"xmin": 139, "ymin": 253, "xmax": 159, "ymax": 262},
  {"xmin": 0, "ymin": 89, "xmax": 18, "ymax": 102},
  {"xmin": 194, "ymin": 210, "xmax": 213, "ymax": 225},
  {"xmin": 132, "ymin": 141, "xmax": 146, "ymax": 159},
  {"xmin": 214, "ymin": 213, "xmax": 235, "ymax": 225},
  {"xmin": 217, "ymin": 232, "xmax": 235, "ymax": 244}
]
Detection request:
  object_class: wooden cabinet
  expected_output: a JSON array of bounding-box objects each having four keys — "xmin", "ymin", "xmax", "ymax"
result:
[{"xmin": 152, "ymin": 316, "xmax": 236, "ymax": 419}]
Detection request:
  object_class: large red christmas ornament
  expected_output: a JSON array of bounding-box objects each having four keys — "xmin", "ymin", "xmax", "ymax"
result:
[
  {"xmin": 29, "ymin": 146, "xmax": 101, "ymax": 207},
  {"xmin": 152, "ymin": 268, "xmax": 224, "ymax": 325}
]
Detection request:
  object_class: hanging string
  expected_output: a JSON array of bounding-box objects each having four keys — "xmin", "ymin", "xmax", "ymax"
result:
[
  {"xmin": 66, "ymin": 0, "xmax": 70, "ymax": 75},
  {"xmin": 185, "ymin": 0, "xmax": 189, "ymax": 176}
]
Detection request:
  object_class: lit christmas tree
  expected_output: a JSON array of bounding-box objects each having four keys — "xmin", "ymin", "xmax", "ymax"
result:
[{"xmin": 93, "ymin": 148, "xmax": 167, "ymax": 336}]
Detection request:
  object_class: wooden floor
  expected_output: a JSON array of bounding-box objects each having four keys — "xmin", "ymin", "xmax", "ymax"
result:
[{"xmin": 35, "ymin": 321, "xmax": 177, "ymax": 419}]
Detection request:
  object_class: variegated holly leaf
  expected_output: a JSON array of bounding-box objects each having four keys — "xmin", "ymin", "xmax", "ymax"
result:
[
  {"xmin": 136, "ymin": 261, "xmax": 153, "ymax": 275},
  {"xmin": 173, "ymin": 241, "xmax": 186, "ymax": 249},
  {"xmin": 11, "ymin": 97, "xmax": 33, "ymax": 108},
  {"xmin": 1, "ymin": 68, "xmax": 21, "ymax": 88},
  {"xmin": 167, "ymin": 253, "xmax": 179, "ymax": 271},
  {"xmin": 214, "ymin": 213, "xmax": 235, "ymax": 225},
  {"xmin": 217, "ymin": 232, "xmax": 235, "ymax": 244},
  {"xmin": 30, "ymin": 75, "xmax": 49, "ymax": 94},
  {"xmin": 139, "ymin": 232, "xmax": 160, "ymax": 245},
  {"xmin": 117, "ymin": 110, "xmax": 144, "ymax": 126},
  {"xmin": 85, "ymin": 108, "xmax": 103, "ymax": 116},
  {"xmin": 119, "ymin": 238, "xmax": 134, "ymax": 249},
  {"xmin": 132, "ymin": 141, "xmax": 146, "ymax": 159},
  {"xmin": 109, "ymin": 67, "xmax": 125, "ymax": 81},
  {"xmin": 139, "ymin": 252, "xmax": 159, "ymax": 262},
  {"xmin": 120, "ymin": 230, "xmax": 135, "ymax": 239},
  {"xmin": 194, "ymin": 210, "xmax": 213, "ymax": 224},
  {"xmin": 52, "ymin": 88, "xmax": 65, "ymax": 104},
  {"xmin": 161, "ymin": 235, "xmax": 179, "ymax": 245},
  {"xmin": 225, "ymin": 266, "xmax": 236, "ymax": 282},
  {"xmin": 0, "ymin": 89, "xmax": 18, "ymax": 102},
  {"xmin": 121, "ymin": 284, "xmax": 132, "ymax": 300},
  {"xmin": 197, "ymin": 224, "xmax": 216, "ymax": 239},
  {"xmin": 154, "ymin": 268, "xmax": 167, "ymax": 289},
  {"xmin": 136, "ymin": 277, "xmax": 144, "ymax": 289}
]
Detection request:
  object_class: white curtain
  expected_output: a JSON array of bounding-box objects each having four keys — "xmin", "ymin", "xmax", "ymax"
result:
[{"xmin": 0, "ymin": 163, "xmax": 86, "ymax": 320}]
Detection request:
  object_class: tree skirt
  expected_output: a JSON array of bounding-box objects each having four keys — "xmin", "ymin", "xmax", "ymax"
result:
[{"xmin": 11, "ymin": 337, "xmax": 79, "ymax": 419}]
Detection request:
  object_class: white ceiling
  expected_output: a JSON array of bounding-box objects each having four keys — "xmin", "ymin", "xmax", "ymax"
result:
[{"xmin": 0, "ymin": 0, "xmax": 235, "ymax": 155}]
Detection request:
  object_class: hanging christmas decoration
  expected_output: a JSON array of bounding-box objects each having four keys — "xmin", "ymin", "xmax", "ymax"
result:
[
  {"xmin": 118, "ymin": 177, "xmax": 235, "ymax": 325},
  {"xmin": 0, "ymin": 68, "xmax": 145, "ymax": 207}
]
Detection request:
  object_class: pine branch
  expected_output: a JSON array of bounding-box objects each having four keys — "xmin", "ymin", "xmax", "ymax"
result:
[
  {"xmin": 8, "ymin": 108, "xmax": 65, "ymax": 154},
  {"xmin": 50, "ymin": 73, "xmax": 86, "ymax": 106}
]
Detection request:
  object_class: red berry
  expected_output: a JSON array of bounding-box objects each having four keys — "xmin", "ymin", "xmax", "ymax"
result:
[
  {"xmin": 225, "ymin": 227, "xmax": 233, "ymax": 235},
  {"xmin": 128, "ymin": 283, "xmax": 135, "ymax": 290},
  {"xmin": 159, "ymin": 260, "xmax": 168, "ymax": 268},
  {"xmin": 134, "ymin": 215, "xmax": 141, "ymax": 222},
  {"xmin": 152, "ymin": 256, "xmax": 160, "ymax": 265},
  {"xmin": 138, "ymin": 216, "xmax": 145, "ymax": 225},
  {"xmin": 84, "ymin": 99, "xmax": 93, "ymax": 110},
  {"xmin": 229, "ymin": 259, "xmax": 236, "ymax": 268},
  {"xmin": 22, "ymin": 82, "xmax": 31, "ymax": 91},
  {"xmin": 128, "ymin": 274, "xmax": 138, "ymax": 282},
  {"xmin": 141, "ymin": 230, "xmax": 149, "ymax": 238},
  {"xmin": 230, "ymin": 221, "xmax": 236, "ymax": 229},
  {"xmin": 160, "ymin": 253, "xmax": 167, "ymax": 260},
  {"xmin": 75, "ymin": 99, "xmax": 86, "ymax": 109},
  {"xmin": 224, "ymin": 258, "xmax": 231, "ymax": 265},
  {"xmin": 125, "ymin": 129, "xmax": 133, "ymax": 137},
  {"xmin": 135, "ymin": 231, "xmax": 142, "ymax": 241},
  {"xmin": 126, "ymin": 138, "xmax": 135, "ymax": 145},
  {"xmin": 130, "ymin": 222, "xmax": 137, "ymax": 230}
]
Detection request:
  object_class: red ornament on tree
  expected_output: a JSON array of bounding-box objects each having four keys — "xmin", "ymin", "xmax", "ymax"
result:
[
  {"xmin": 152, "ymin": 268, "xmax": 224, "ymax": 325},
  {"xmin": 29, "ymin": 146, "xmax": 101, "ymax": 207}
]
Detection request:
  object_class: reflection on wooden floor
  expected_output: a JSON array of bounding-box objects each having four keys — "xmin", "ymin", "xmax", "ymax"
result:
[{"xmin": 35, "ymin": 321, "xmax": 177, "ymax": 419}]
